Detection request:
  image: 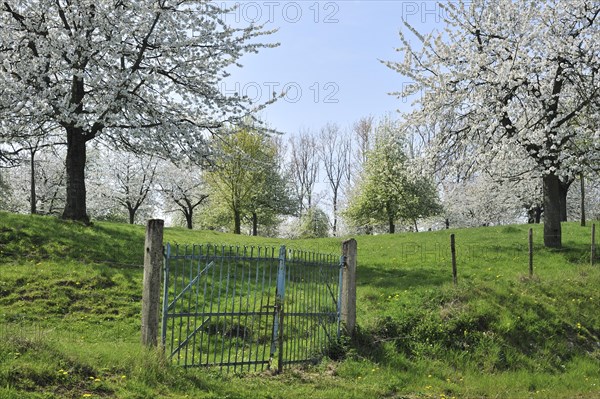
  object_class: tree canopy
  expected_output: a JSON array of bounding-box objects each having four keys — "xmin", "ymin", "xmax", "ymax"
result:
[
  {"xmin": 345, "ymin": 123, "xmax": 441, "ymax": 233},
  {"xmin": 0, "ymin": 1, "xmax": 275, "ymax": 223},
  {"xmin": 386, "ymin": 0, "xmax": 600, "ymax": 247},
  {"xmin": 206, "ymin": 127, "xmax": 295, "ymax": 235}
]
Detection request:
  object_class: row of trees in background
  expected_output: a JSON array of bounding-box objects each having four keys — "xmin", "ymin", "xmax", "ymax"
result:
[
  {"xmin": 1, "ymin": 112, "xmax": 599, "ymax": 236},
  {"xmin": 3, "ymin": 110, "xmax": 598, "ymax": 237},
  {"xmin": 0, "ymin": 114, "xmax": 437, "ymax": 236}
]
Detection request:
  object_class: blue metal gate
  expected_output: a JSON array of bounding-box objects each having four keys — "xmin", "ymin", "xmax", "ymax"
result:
[{"xmin": 161, "ymin": 244, "xmax": 344, "ymax": 372}]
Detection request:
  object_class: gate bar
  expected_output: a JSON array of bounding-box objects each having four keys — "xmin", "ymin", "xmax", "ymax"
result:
[
  {"xmin": 337, "ymin": 255, "xmax": 344, "ymax": 339},
  {"xmin": 269, "ymin": 245, "xmax": 287, "ymax": 373},
  {"xmin": 161, "ymin": 243, "xmax": 171, "ymax": 349}
]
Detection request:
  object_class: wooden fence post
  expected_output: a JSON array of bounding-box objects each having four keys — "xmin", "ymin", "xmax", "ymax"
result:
[
  {"xmin": 592, "ymin": 223, "xmax": 596, "ymax": 267},
  {"xmin": 142, "ymin": 219, "xmax": 164, "ymax": 347},
  {"xmin": 450, "ymin": 234, "xmax": 457, "ymax": 286},
  {"xmin": 529, "ymin": 228, "xmax": 534, "ymax": 277},
  {"xmin": 341, "ymin": 239, "xmax": 357, "ymax": 336}
]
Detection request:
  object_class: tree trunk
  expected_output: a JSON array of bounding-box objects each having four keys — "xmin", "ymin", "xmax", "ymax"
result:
[
  {"xmin": 387, "ymin": 203, "xmax": 395, "ymax": 234},
  {"xmin": 558, "ymin": 178, "xmax": 572, "ymax": 222},
  {"xmin": 128, "ymin": 205, "xmax": 135, "ymax": 225},
  {"xmin": 527, "ymin": 209, "xmax": 535, "ymax": 224},
  {"xmin": 559, "ymin": 192, "xmax": 567, "ymax": 222},
  {"xmin": 580, "ymin": 173, "xmax": 586, "ymax": 227},
  {"xmin": 535, "ymin": 207, "xmax": 542, "ymax": 224},
  {"xmin": 48, "ymin": 172, "xmax": 64, "ymax": 215},
  {"xmin": 62, "ymin": 126, "xmax": 90, "ymax": 224},
  {"xmin": 234, "ymin": 209, "xmax": 241, "ymax": 234},
  {"xmin": 413, "ymin": 219, "xmax": 419, "ymax": 232},
  {"xmin": 528, "ymin": 206, "xmax": 543, "ymax": 224},
  {"xmin": 185, "ymin": 209, "xmax": 193, "ymax": 229},
  {"xmin": 252, "ymin": 212, "xmax": 258, "ymax": 236},
  {"xmin": 543, "ymin": 173, "xmax": 562, "ymax": 248},
  {"xmin": 332, "ymin": 192, "xmax": 338, "ymax": 237},
  {"xmin": 30, "ymin": 150, "xmax": 36, "ymax": 215}
]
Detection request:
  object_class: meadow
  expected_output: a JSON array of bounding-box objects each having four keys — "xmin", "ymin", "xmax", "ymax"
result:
[{"xmin": 0, "ymin": 211, "xmax": 599, "ymax": 398}]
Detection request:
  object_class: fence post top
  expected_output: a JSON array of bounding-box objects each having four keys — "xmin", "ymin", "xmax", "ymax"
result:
[{"xmin": 343, "ymin": 238, "xmax": 357, "ymax": 249}]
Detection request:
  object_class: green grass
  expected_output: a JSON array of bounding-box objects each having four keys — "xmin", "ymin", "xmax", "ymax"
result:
[{"xmin": 1, "ymin": 211, "xmax": 599, "ymax": 398}]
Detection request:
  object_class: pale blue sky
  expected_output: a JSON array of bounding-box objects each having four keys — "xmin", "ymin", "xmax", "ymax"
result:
[{"xmin": 223, "ymin": 1, "xmax": 447, "ymax": 135}]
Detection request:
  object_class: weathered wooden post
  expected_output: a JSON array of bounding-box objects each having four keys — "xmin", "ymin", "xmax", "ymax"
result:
[
  {"xmin": 142, "ymin": 219, "xmax": 164, "ymax": 347},
  {"xmin": 451, "ymin": 234, "xmax": 457, "ymax": 286},
  {"xmin": 341, "ymin": 239, "xmax": 357, "ymax": 336},
  {"xmin": 529, "ymin": 228, "xmax": 534, "ymax": 277},
  {"xmin": 592, "ymin": 223, "xmax": 596, "ymax": 267}
]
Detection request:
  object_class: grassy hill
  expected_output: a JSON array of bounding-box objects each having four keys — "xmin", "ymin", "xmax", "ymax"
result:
[{"xmin": 0, "ymin": 211, "xmax": 599, "ymax": 398}]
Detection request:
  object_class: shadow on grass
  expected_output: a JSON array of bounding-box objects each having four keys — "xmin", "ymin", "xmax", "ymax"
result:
[
  {"xmin": 358, "ymin": 263, "xmax": 450, "ymax": 290},
  {"xmin": 93, "ymin": 224, "xmax": 145, "ymax": 265},
  {"xmin": 545, "ymin": 242, "xmax": 593, "ymax": 265},
  {"xmin": 0, "ymin": 213, "xmax": 146, "ymax": 266}
]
